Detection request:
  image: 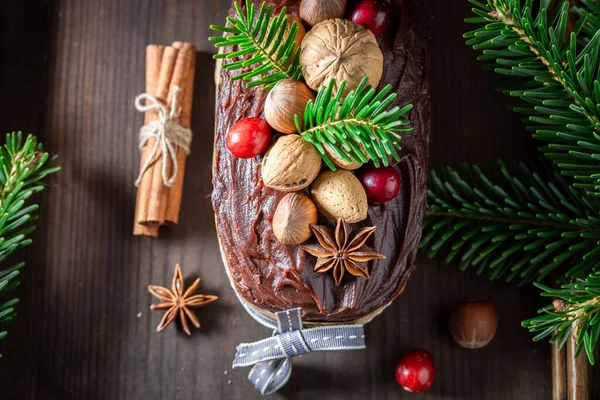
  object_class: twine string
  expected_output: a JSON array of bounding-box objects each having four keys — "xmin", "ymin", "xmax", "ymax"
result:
[{"xmin": 134, "ymin": 86, "xmax": 192, "ymax": 187}]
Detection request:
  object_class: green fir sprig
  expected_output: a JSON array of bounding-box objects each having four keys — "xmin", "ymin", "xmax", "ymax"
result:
[
  {"xmin": 421, "ymin": 0, "xmax": 600, "ymax": 363},
  {"xmin": 0, "ymin": 132, "xmax": 58, "ymax": 357},
  {"xmin": 297, "ymin": 77, "xmax": 413, "ymax": 170},
  {"xmin": 209, "ymin": 0, "xmax": 302, "ymax": 89},
  {"xmin": 523, "ymin": 272, "xmax": 600, "ymax": 365},
  {"xmin": 464, "ymin": 0, "xmax": 600, "ymax": 195},
  {"xmin": 420, "ymin": 160, "xmax": 600, "ymax": 285}
]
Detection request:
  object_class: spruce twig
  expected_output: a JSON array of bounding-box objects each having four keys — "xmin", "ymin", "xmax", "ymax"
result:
[
  {"xmin": 420, "ymin": 160, "xmax": 600, "ymax": 285},
  {"xmin": 430, "ymin": 0, "xmax": 600, "ymax": 363},
  {"xmin": 297, "ymin": 77, "xmax": 413, "ymax": 170},
  {"xmin": 209, "ymin": 0, "xmax": 303, "ymax": 89},
  {"xmin": 523, "ymin": 272, "xmax": 600, "ymax": 364},
  {"xmin": 465, "ymin": 0, "xmax": 600, "ymax": 194},
  {"xmin": 0, "ymin": 132, "xmax": 59, "ymax": 357}
]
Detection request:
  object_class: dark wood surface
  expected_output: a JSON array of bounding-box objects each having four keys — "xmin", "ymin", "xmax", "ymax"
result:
[{"xmin": 0, "ymin": 0, "xmax": 598, "ymax": 399}]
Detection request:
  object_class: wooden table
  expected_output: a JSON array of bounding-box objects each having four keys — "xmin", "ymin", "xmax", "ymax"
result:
[{"xmin": 0, "ymin": 0, "xmax": 598, "ymax": 398}]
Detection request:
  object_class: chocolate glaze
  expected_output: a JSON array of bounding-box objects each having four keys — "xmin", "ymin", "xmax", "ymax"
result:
[{"xmin": 212, "ymin": 0, "xmax": 431, "ymax": 322}]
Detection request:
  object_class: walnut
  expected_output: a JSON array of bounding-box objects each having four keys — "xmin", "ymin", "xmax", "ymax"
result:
[
  {"xmin": 300, "ymin": 19, "xmax": 383, "ymax": 96},
  {"xmin": 262, "ymin": 135, "xmax": 322, "ymax": 191}
]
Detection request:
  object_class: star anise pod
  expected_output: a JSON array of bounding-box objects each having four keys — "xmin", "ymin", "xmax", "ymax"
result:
[
  {"xmin": 301, "ymin": 218, "xmax": 385, "ymax": 286},
  {"xmin": 148, "ymin": 264, "xmax": 218, "ymax": 336}
]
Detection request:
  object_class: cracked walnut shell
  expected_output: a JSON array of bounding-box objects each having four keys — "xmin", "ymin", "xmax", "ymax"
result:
[
  {"xmin": 262, "ymin": 134, "xmax": 322, "ymax": 191},
  {"xmin": 300, "ymin": 19, "xmax": 383, "ymax": 96}
]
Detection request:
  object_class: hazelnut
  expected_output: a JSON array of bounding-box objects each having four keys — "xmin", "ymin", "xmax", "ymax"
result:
[
  {"xmin": 311, "ymin": 169, "xmax": 368, "ymax": 223},
  {"xmin": 324, "ymin": 143, "xmax": 367, "ymax": 170},
  {"xmin": 299, "ymin": 0, "xmax": 347, "ymax": 27},
  {"xmin": 263, "ymin": 14, "xmax": 306, "ymax": 60},
  {"xmin": 265, "ymin": 80, "xmax": 315, "ymax": 134},
  {"xmin": 262, "ymin": 135, "xmax": 322, "ymax": 191},
  {"xmin": 272, "ymin": 193, "xmax": 318, "ymax": 244},
  {"xmin": 300, "ymin": 19, "xmax": 383, "ymax": 96},
  {"xmin": 449, "ymin": 300, "xmax": 498, "ymax": 349},
  {"xmin": 286, "ymin": 15, "xmax": 307, "ymax": 51}
]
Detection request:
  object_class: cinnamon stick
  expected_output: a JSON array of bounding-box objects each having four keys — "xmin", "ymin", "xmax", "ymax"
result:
[
  {"xmin": 145, "ymin": 46, "xmax": 180, "ymax": 224},
  {"xmin": 552, "ymin": 335, "xmax": 567, "ymax": 400},
  {"xmin": 551, "ymin": 273, "xmax": 568, "ymax": 400},
  {"xmin": 566, "ymin": 333, "xmax": 589, "ymax": 400},
  {"xmin": 166, "ymin": 41, "xmax": 196, "ymax": 225},
  {"xmin": 134, "ymin": 45, "xmax": 164, "ymax": 237}
]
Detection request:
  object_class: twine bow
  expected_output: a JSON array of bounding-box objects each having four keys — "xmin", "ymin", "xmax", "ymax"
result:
[
  {"xmin": 233, "ymin": 308, "xmax": 366, "ymax": 395},
  {"xmin": 134, "ymin": 86, "xmax": 192, "ymax": 187}
]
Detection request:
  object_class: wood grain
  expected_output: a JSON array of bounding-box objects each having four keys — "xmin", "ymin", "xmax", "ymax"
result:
[{"xmin": 0, "ymin": 0, "xmax": 598, "ymax": 399}]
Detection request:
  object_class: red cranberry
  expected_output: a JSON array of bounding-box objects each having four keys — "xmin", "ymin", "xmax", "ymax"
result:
[
  {"xmin": 395, "ymin": 349, "xmax": 435, "ymax": 393},
  {"xmin": 226, "ymin": 117, "xmax": 272, "ymax": 158},
  {"xmin": 349, "ymin": 0, "xmax": 391, "ymax": 36},
  {"xmin": 358, "ymin": 165, "xmax": 401, "ymax": 204}
]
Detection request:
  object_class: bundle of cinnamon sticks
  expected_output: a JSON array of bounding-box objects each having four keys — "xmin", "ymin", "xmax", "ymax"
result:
[
  {"xmin": 134, "ymin": 42, "xmax": 196, "ymax": 237},
  {"xmin": 552, "ymin": 333, "xmax": 590, "ymax": 400}
]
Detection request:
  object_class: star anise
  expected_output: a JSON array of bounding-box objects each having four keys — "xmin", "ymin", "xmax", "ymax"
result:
[
  {"xmin": 301, "ymin": 218, "xmax": 385, "ymax": 286},
  {"xmin": 148, "ymin": 264, "xmax": 218, "ymax": 336}
]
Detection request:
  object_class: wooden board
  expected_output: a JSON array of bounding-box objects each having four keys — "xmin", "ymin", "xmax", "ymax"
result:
[{"xmin": 0, "ymin": 0, "xmax": 598, "ymax": 398}]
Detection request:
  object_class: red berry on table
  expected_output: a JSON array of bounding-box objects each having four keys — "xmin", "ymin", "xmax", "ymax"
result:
[
  {"xmin": 226, "ymin": 117, "xmax": 272, "ymax": 158},
  {"xmin": 395, "ymin": 349, "xmax": 435, "ymax": 393},
  {"xmin": 348, "ymin": 0, "xmax": 391, "ymax": 36},
  {"xmin": 358, "ymin": 165, "xmax": 401, "ymax": 204}
]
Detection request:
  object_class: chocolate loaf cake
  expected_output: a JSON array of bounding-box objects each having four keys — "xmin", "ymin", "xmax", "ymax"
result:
[{"xmin": 213, "ymin": 0, "xmax": 430, "ymax": 323}]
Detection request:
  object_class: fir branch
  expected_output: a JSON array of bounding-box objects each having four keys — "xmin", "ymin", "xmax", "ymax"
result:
[
  {"xmin": 209, "ymin": 0, "xmax": 303, "ymax": 89},
  {"xmin": 297, "ymin": 77, "xmax": 413, "ymax": 170},
  {"xmin": 0, "ymin": 132, "xmax": 59, "ymax": 357},
  {"xmin": 522, "ymin": 272, "xmax": 600, "ymax": 364},
  {"xmin": 465, "ymin": 0, "xmax": 600, "ymax": 195},
  {"xmin": 420, "ymin": 160, "xmax": 600, "ymax": 285}
]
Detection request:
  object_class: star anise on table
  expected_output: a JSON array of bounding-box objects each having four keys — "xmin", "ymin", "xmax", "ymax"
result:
[
  {"xmin": 148, "ymin": 264, "xmax": 218, "ymax": 336},
  {"xmin": 301, "ymin": 218, "xmax": 385, "ymax": 286}
]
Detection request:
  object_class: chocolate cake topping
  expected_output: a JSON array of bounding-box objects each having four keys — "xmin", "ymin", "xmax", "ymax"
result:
[{"xmin": 212, "ymin": 0, "xmax": 431, "ymax": 322}]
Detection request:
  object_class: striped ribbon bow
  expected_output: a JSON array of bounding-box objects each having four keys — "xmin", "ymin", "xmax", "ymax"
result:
[{"xmin": 232, "ymin": 307, "xmax": 366, "ymax": 395}]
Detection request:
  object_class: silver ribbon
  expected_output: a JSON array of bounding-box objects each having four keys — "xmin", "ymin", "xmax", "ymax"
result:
[{"xmin": 233, "ymin": 307, "xmax": 366, "ymax": 395}]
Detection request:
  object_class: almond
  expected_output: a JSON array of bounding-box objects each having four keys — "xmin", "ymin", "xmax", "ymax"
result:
[{"xmin": 311, "ymin": 169, "xmax": 368, "ymax": 223}]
